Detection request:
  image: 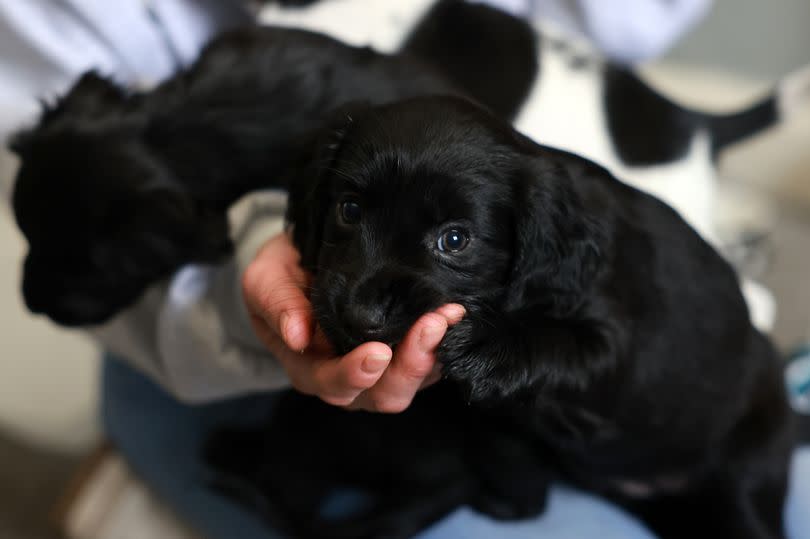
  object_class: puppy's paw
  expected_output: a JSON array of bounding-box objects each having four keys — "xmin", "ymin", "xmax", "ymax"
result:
[{"xmin": 437, "ymin": 320, "xmax": 505, "ymax": 401}]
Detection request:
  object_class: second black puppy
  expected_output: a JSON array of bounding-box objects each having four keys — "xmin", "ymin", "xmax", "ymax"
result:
[
  {"xmin": 10, "ymin": 26, "xmax": 454, "ymax": 326},
  {"xmin": 212, "ymin": 96, "xmax": 794, "ymax": 539}
]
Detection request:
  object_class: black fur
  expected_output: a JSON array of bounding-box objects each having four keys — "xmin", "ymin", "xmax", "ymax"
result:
[
  {"xmin": 603, "ymin": 67, "xmax": 700, "ymax": 165},
  {"xmin": 402, "ymin": 0, "xmax": 539, "ymax": 120},
  {"xmin": 10, "ymin": 26, "xmax": 457, "ymax": 326},
  {"xmin": 209, "ymin": 97, "xmax": 794, "ymax": 539},
  {"xmin": 604, "ymin": 67, "xmax": 780, "ymax": 164}
]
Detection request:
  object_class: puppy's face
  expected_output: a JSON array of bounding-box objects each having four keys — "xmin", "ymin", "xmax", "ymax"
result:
[
  {"xmin": 288, "ymin": 98, "xmax": 602, "ymax": 354},
  {"xmin": 10, "ymin": 73, "xmax": 231, "ymax": 326}
]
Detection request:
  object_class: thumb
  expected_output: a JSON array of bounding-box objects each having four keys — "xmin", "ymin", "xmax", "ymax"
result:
[{"xmin": 242, "ymin": 234, "xmax": 314, "ymax": 351}]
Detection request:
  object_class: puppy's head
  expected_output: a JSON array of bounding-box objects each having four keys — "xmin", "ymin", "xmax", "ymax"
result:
[
  {"xmin": 287, "ymin": 97, "xmax": 603, "ymax": 354},
  {"xmin": 9, "ymin": 72, "xmax": 231, "ymax": 326}
]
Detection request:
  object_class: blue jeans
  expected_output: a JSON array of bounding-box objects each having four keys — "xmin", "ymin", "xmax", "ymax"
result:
[{"xmin": 101, "ymin": 357, "xmax": 810, "ymax": 539}]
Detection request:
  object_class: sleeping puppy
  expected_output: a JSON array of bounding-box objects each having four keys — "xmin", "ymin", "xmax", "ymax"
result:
[
  {"xmin": 209, "ymin": 96, "xmax": 795, "ymax": 539},
  {"xmin": 9, "ymin": 26, "xmax": 455, "ymax": 326}
]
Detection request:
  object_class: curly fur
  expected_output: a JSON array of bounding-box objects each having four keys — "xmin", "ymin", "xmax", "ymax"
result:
[{"xmin": 9, "ymin": 26, "xmax": 455, "ymax": 326}]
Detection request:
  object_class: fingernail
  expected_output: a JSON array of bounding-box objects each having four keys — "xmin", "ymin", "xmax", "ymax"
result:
[
  {"xmin": 419, "ymin": 324, "xmax": 445, "ymax": 352},
  {"xmin": 362, "ymin": 353, "xmax": 392, "ymax": 374}
]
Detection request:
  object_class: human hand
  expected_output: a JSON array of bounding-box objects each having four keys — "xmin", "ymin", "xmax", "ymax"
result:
[{"xmin": 242, "ymin": 232, "xmax": 465, "ymax": 412}]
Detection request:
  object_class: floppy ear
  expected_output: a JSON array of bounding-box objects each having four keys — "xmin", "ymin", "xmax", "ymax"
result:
[
  {"xmin": 35, "ymin": 71, "xmax": 127, "ymax": 126},
  {"xmin": 508, "ymin": 152, "xmax": 606, "ymax": 317},
  {"xmin": 285, "ymin": 102, "xmax": 371, "ymax": 271},
  {"xmin": 62, "ymin": 71, "xmax": 126, "ymax": 110}
]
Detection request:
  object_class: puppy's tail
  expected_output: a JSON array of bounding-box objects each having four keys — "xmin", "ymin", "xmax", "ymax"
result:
[
  {"xmin": 400, "ymin": 0, "xmax": 539, "ymax": 121},
  {"xmin": 707, "ymin": 63, "xmax": 810, "ymax": 155}
]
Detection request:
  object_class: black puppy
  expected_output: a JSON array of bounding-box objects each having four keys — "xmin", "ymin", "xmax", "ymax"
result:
[
  {"xmin": 10, "ymin": 26, "xmax": 455, "ymax": 326},
  {"xmin": 210, "ymin": 96, "xmax": 794, "ymax": 539}
]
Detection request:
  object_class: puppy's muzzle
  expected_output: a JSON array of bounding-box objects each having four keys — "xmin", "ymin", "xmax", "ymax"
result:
[{"xmin": 334, "ymin": 267, "xmax": 443, "ymax": 348}]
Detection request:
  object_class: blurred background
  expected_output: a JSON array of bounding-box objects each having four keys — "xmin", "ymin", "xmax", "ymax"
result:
[{"xmin": 0, "ymin": 0, "xmax": 808, "ymax": 537}]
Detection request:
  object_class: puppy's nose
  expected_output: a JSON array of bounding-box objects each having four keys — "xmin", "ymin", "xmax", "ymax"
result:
[
  {"xmin": 344, "ymin": 302, "xmax": 389, "ymax": 339},
  {"xmin": 343, "ymin": 275, "xmax": 398, "ymax": 342}
]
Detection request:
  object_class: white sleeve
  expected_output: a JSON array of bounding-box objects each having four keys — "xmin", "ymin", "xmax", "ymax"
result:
[
  {"xmin": 467, "ymin": 0, "xmax": 712, "ymax": 63},
  {"xmin": 1, "ymin": 0, "xmax": 291, "ymax": 402},
  {"xmin": 572, "ymin": 0, "xmax": 712, "ymax": 63},
  {"xmin": 90, "ymin": 192, "xmax": 292, "ymax": 403}
]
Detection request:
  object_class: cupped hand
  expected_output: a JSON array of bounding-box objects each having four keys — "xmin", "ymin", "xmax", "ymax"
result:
[{"xmin": 242, "ymin": 232, "xmax": 464, "ymax": 412}]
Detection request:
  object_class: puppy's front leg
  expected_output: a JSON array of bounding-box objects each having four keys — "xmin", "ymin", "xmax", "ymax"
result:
[{"xmin": 437, "ymin": 309, "xmax": 618, "ymax": 401}]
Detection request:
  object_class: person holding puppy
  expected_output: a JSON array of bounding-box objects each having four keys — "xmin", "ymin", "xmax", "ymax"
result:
[{"xmin": 11, "ymin": 3, "xmax": 806, "ymax": 539}]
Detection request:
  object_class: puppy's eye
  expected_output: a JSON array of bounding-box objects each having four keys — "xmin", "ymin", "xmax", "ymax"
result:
[
  {"xmin": 337, "ymin": 199, "xmax": 361, "ymax": 225},
  {"xmin": 437, "ymin": 228, "xmax": 469, "ymax": 253}
]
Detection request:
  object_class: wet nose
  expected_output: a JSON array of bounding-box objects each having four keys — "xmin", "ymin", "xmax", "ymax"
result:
[
  {"xmin": 343, "ymin": 275, "xmax": 397, "ymax": 341},
  {"xmin": 344, "ymin": 302, "xmax": 389, "ymax": 338}
]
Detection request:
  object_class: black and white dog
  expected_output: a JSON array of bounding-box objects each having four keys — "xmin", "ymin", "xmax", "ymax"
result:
[{"xmin": 208, "ymin": 96, "xmax": 796, "ymax": 539}]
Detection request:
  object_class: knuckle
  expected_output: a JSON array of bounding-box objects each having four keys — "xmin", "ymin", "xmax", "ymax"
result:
[
  {"xmin": 321, "ymin": 394, "xmax": 355, "ymax": 407},
  {"xmin": 422, "ymin": 312, "xmax": 447, "ymax": 327},
  {"xmin": 345, "ymin": 369, "xmax": 376, "ymax": 391},
  {"xmin": 399, "ymin": 363, "xmax": 434, "ymax": 382},
  {"xmin": 372, "ymin": 394, "xmax": 411, "ymax": 414}
]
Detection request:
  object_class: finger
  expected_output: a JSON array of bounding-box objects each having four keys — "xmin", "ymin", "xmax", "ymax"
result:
[
  {"xmin": 420, "ymin": 363, "xmax": 443, "ymax": 389},
  {"xmin": 434, "ymin": 303, "xmax": 466, "ymax": 325},
  {"xmin": 343, "ymin": 305, "xmax": 463, "ymax": 412},
  {"xmin": 277, "ymin": 342, "xmax": 393, "ymax": 407},
  {"xmin": 242, "ymin": 234, "xmax": 314, "ymax": 351},
  {"xmin": 359, "ymin": 312, "xmax": 450, "ymax": 413},
  {"xmin": 345, "ymin": 358, "xmax": 441, "ymax": 412}
]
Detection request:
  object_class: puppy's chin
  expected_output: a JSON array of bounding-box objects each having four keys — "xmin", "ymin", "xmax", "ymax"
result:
[{"xmin": 320, "ymin": 318, "xmax": 412, "ymax": 356}]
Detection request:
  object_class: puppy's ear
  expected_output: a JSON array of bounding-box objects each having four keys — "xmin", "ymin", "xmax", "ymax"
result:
[
  {"xmin": 508, "ymin": 151, "xmax": 606, "ymax": 316},
  {"xmin": 65, "ymin": 71, "xmax": 125, "ymax": 108},
  {"xmin": 40, "ymin": 71, "xmax": 126, "ymax": 124},
  {"xmin": 285, "ymin": 102, "xmax": 371, "ymax": 271}
]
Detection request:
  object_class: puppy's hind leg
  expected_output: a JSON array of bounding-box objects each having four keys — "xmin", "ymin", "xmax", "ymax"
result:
[{"xmin": 468, "ymin": 430, "xmax": 552, "ymax": 521}]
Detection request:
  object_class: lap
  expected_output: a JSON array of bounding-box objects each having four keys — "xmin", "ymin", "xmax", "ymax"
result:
[{"xmin": 101, "ymin": 357, "xmax": 810, "ymax": 539}]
